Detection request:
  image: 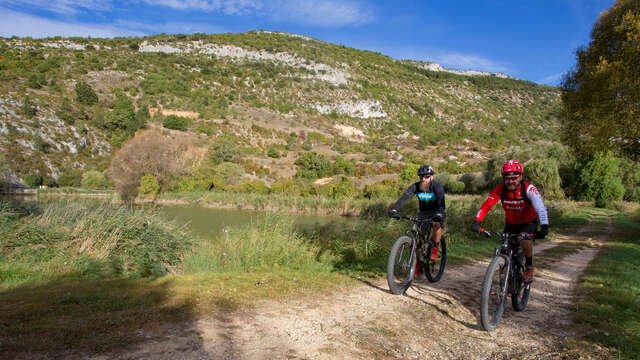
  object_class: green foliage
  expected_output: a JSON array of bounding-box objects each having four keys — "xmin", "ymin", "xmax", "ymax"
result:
[
  {"xmin": 21, "ymin": 95, "xmax": 37, "ymax": 118},
  {"xmin": 162, "ymin": 115, "xmax": 192, "ymax": 131},
  {"xmin": 295, "ymin": 151, "xmax": 330, "ymax": 179},
  {"xmin": 213, "ymin": 162, "xmax": 245, "ymax": 186},
  {"xmin": 266, "ymin": 146, "xmax": 281, "ymax": 158},
  {"xmin": 57, "ymin": 170, "xmax": 83, "ymax": 187},
  {"xmin": 561, "ymin": 0, "xmax": 640, "ymax": 160},
  {"xmin": 106, "ymin": 94, "xmax": 137, "ymax": 133},
  {"xmin": 229, "ymin": 179, "xmax": 270, "ymax": 194},
  {"xmin": 434, "ymin": 173, "xmax": 465, "ymax": 193},
  {"xmin": 208, "ymin": 134, "xmax": 240, "ymax": 165},
  {"xmin": 524, "ymin": 158, "xmax": 564, "ymax": 200},
  {"xmin": 22, "ymin": 174, "xmax": 42, "ymax": 188},
  {"xmin": 398, "ymin": 163, "xmax": 420, "ymax": 184},
  {"xmin": 75, "ymin": 81, "xmax": 98, "ymax": 105},
  {"xmin": 138, "ymin": 174, "xmax": 160, "ymax": 198},
  {"xmin": 0, "ymin": 201, "xmax": 193, "ymax": 281},
  {"xmin": 620, "ymin": 158, "xmax": 640, "ymax": 202},
  {"xmin": 575, "ymin": 152, "xmax": 625, "ymax": 208},
  {"xmin": 81, "ymin": 170, "xmax": 106, "ymax": 189},
  {"xmin": 332, "ymin": 156, "xmax": 355, "ymax": 175},
  {"xmin": 56, "ymin": 97, "xmax": 74, "ymax": 124},
  {"xmin": 362, "ymin": 179, "xmax": 401, "ymax": 200}
]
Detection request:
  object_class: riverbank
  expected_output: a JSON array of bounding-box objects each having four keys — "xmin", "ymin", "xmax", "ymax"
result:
[{"xmin": 2, "ymin": 198, "xmax": 636, "ymax": 358}]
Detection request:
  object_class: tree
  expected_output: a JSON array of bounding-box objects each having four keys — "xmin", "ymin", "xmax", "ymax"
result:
[
  {"xmin": 108, "ymin": 129, "xmax": 196, "ymax": 201},
  {"xmin": 106, "ymin": 94, "xmax": 137, "ymax": 133},
  {"xmin": 81, "ymin": 170, "xmax": 106, "ymax": 189},
  {"xmin": 575, "ymin": 151, "xmax": 624, "ymax": 208},
  {"xmin": 75, "ymin": 81, "xmax": 98, "ymax": 105},
  {"xmin": 294, "ymin": 151, "xmax": 330, "ymax": 179},
  {"xmin": 561, "ymin": 0, "xmax": 640, "ymax": 160}
]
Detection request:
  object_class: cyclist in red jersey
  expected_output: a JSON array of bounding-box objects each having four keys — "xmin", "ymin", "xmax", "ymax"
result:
[{"xmin": 470, "ymin": 160, "xmax": 549, "ymax": 282}]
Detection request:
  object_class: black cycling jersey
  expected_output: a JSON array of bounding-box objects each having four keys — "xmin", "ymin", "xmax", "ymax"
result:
[{"xmin": 392, "ymin": 180, "xmax": 446, "ymax": 216}]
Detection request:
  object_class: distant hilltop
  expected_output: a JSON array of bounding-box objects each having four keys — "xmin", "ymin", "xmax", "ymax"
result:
[{"xmin": 407, "ymin": 61, "xmax": 512, "ymax": 79}]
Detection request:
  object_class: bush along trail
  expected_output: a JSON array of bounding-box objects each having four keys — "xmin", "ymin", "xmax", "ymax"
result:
[{"xmin": 0, "ymin": 200, "xmax": 638, "ymax": 359}]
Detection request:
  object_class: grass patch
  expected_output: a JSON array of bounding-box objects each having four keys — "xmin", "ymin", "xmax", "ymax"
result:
[{"xmin": 569, "ymin": 215, "xmax": 640, "ymax": 359}]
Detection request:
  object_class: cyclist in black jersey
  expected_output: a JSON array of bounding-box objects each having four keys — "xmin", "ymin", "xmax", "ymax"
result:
[{"xmin": 389, "ymin": 165, "xmax": 446, "ymax": 261}]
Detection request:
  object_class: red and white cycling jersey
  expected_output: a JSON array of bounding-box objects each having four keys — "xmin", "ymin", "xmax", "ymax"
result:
[{"xmin": 475, "ymin": 182, "xmax": 549, "ymax": 225}]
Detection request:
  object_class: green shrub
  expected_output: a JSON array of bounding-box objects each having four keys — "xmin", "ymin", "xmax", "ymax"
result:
[
  {"xmin": 57, "ymin": 170, "xmax": 83, "ymax": 187},
  {"xmin": 75, "ymin": 81, "xmax": 98, "ymax": 105},
  {"xmin": 295, "ymin": 151, "xmax": 331, "ymax": 179},
  {"xmin": 22, "ymin": 174, "xmax": 42, "ymax": 188},
  {"xmin": 362, "ymin": 178, "xmax": 400, "ymax": 200},
  {"xmin": 208, "ymin": 134, "xmax": 240, "ymax": 165},
  {"xmin": 524, "ymin": 158, "xmax": 564, "ymax": 200},
  {"xmin": 399, "ymin": 163, "xmax": 420, "ymax": 184},
  {"xmin": 162, "ymin": 114, "xmax": 192, "ymax": 131},
  {"xmin": 266, "ymin": 146, "xmax": 280, "ymax": 158},
  {"xmin": 214, "ymin": 162, "xmax": 245, "ymax": 186},
  {"xmin": 575, "ymin": 152, "xmax": 625, "ymax": 208},
  {"xmin": 333, "ymin": 156, "xmax": 355, "ymax": 175},
  {"xmin": 230, "ymin": 179, "xmax": 270, "ymax": 194},
  {"xmin": 81, "ymin": 170, "xmax": 106, "ymax": 189},
  {"xmin": 329, "ymin": 176, "xmax": 357, "ymax": 199},
  {"xmin": 620, "ymin": 158, "xmax": 640, "ymax": 202},
  {"xmin": 435, "ymin": 173, "xmax": 465, "ymax": 193},
  {"xmin": 138, "ymin": 174, "xmax": 160, "ymax": 198}
]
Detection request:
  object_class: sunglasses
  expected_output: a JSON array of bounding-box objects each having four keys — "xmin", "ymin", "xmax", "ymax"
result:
[
  {"xmin": 420, "ymin": 175, "xmax": 432, "ymax": 179},
  {"xmin": 503, "ymin": 175, "xmax": 520, "ymax": 181}
]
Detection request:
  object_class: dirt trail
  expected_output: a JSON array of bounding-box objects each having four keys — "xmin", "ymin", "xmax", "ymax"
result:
[{"xmin": 96, "ymin": 224, "xmax": 609, "ymax": 360}]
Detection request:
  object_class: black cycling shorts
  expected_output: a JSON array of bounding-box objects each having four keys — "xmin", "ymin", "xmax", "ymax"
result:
[{"xmin": 504, "ymin": 220, "xmax": 537, "ymax": 240}]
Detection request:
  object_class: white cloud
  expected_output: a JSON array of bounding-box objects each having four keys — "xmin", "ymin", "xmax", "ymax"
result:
[
  {"xmin": 268, "ymin": 0, "xmax": 375, "ymax": 27},
  {"xmin": 113, "ymin": 19, "xmax": 228, "ymax": 35},
  {"xmin": 0, "ymin": 7, "xmax": 142, "ymax": 38},
  {"xmin": 431, "ymin": 53, "xmax": 512, "ymax": 74},
  {"xmin": 1, "ymin": 0, "xmax": 112, "ymax": 15},
  {"xmin": 537, "ymin": 72, "xmax": 565, "ymax": 86},
  {"xmin": 141, "ymin": 0, "xmax": 263, "ymax": 15},
  {"xmin": 142, "ymin": 0, "xmax": 374, "ymax": 26}
]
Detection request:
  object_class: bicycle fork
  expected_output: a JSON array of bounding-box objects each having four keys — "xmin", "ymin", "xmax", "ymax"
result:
[{"xmin": 497, "ymin": 251, "xmax": 512, "ymax": 300}]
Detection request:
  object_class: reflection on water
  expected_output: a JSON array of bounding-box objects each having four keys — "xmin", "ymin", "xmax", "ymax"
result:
[
  {"xmin": 3, "ymin": 195, "xmax": 357, "ymax": 239},
  {"xmin": 157, "ymin": 204, "xmax": 350, "ymax": 238}
]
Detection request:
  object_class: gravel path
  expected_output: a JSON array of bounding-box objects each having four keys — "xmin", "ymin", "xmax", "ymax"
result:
[{"xmin": 87, "ymin": 224, "xmax": 609, "ymax": 360}]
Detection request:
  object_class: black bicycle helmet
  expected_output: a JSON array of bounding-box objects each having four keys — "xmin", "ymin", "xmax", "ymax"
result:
[{"xmin": 417, "ymin": 165, "xmax": 434, "ymax": 176}]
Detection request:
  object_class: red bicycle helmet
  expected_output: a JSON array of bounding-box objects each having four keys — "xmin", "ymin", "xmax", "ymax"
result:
[{"xmin": 501, "ymin": 160, "xmax": 523, "ymax": 175}]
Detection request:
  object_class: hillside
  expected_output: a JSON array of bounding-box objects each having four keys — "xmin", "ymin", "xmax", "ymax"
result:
[{"xmin": 0, "ymin": 31, "xmax": 561, "ymax": 186}]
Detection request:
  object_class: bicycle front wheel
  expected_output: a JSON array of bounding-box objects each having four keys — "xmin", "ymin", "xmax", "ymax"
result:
[
  {"xmin": 511, "ymin": 252, "xmax": 531, "ymax": 311},
  {"xmin": 481, "ymin": 255, "xmax": 507, "ymax": 331},
  {"xmin": 387, "ymin": 236, "xmax": 416, "ymax": 295},
  {"xmin": 425, "ymin": 237, "xmax": 447, "ymax": 282}
]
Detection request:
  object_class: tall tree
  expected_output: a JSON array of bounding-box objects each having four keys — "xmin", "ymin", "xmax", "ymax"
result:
[{"xmin": 561, "ymin": 0, "xmax": 640, "ymax": 160}]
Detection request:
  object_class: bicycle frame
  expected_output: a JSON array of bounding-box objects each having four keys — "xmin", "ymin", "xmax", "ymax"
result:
[
  {"xmin": 492, "ymin": 232, "xmax": 523, "ymax": 297},
  {"xmin": 398, "ymin": 216, "xmax": 435, "ymax": 280}
]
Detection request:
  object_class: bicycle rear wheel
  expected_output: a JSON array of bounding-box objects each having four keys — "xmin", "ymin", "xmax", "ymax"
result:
[
  {"xmin": 387, "ymin": 236, "xmax": 416, "ymax": 295},
  {"xmin": 425, "ymin": 237, "xmax": 447, "ymax": 282},
  {"xmin": 511, "ymin": 252, "xmax": 530, "ymax": 311},
  {"xmin": 481, "ymin": 255, "xmax": 507, "ymax": 331}
]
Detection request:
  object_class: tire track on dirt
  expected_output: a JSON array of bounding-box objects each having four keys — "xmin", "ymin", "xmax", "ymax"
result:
[{"xmin": 89, "ymin": 223, "xmax": 609, "ymax": 360}]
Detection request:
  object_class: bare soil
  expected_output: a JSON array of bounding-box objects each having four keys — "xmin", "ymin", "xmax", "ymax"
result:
[{"xmin": 79, "ymin": 223, "xmax": 609, "ymax": 360}]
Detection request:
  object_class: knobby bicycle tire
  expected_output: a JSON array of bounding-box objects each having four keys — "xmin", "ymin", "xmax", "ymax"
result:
[
  {"xmin": 425, "ymin": 236, "xmax": 447, "ymax": 282},
  {"xmin": 511, "ymin": 251, "xmax": 530, "ymax": 311},
  {"xmin": 481, "ymin": 255, "xmax": 507, "ymax": 331},
  {"xmin": 387, "ymin": 236, "xmax": 416, "ymax": 295}
]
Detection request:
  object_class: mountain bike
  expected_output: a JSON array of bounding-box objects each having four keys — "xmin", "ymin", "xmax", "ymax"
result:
[
  {"xmin": 386, "ymin": 215, "xmax": 447, "ymax": 295},
  {"xmin": 479, "ymin": 229, "xmax": 531, "ymax": 331}
]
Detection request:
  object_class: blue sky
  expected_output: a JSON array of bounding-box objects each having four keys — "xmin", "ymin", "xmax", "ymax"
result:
[{"xmin": 0, "ymin": 0, "xmax": 615, "ymax": 85}]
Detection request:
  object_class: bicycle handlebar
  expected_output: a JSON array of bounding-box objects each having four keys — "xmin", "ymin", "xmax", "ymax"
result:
[
  {"xmin": 478, "ymin": 229, "xmax": 533, "ymax": 240},
  {"xmin": 394, "ymin": 214, "xmax": 437, "ymax": 223}
]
